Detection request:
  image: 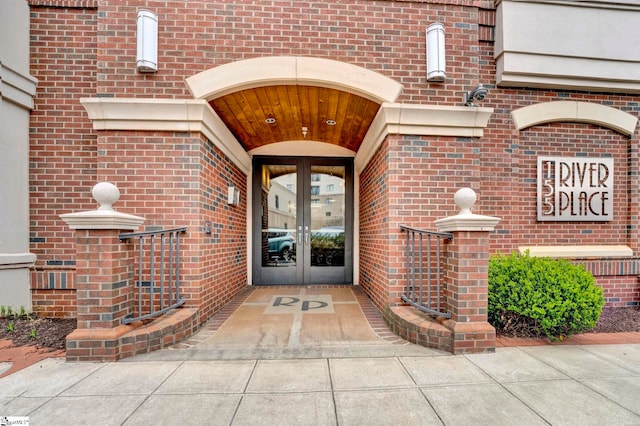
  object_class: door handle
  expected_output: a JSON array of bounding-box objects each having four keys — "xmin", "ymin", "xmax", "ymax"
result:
[
  {"xmin": 297, "ymin": 226, "xmax": 303, "ymax": 246},
  {"xmin": 304, "ymin": 225, "xmax": 310, "ymax": 246}
]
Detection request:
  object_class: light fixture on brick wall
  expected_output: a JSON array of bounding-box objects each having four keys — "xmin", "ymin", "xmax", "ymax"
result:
[
  {"xmin": 228, "ymin": 186, "xmax": 240, "ymax": 206},
  {"xmin": 463, "ymin": 84, "xmax": 488, "ymax": 106},
  {"xmin": 426, "ymin": 23, "xmax": 446, "ymax": 82},
  {"xmin": 136, "ymin": 10, "xmax": 158, "ymax": 73}
]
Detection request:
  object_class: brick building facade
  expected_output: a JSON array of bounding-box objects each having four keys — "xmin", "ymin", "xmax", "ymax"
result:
[{"xmin": 2, "ymin": 0, "xmax": 639, "ymax": 352}]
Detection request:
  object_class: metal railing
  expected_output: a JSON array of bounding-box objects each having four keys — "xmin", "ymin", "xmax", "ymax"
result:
[
  {"xmin": 119, "ymin": 227, "xmax": 187, "ymax": 324},
  {"xmin": 400, "ymin": 225, "xmax": 452, "ymax": 318}
]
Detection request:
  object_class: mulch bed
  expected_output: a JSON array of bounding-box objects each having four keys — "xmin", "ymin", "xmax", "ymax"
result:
[
  {"xmin": 591, "ymin": 306, "xmax": 640, "ymax": 333},
  {"xmin": 496, "ymin": 306, "xmax": 640, "ymax": 339},
  {"xmin": 0, "ymin": 317, "xmax": 77, "ymax": 351}
]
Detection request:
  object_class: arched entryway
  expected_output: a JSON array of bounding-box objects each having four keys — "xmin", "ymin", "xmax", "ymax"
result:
[
  {"xmin": 186, "ymin": 57, "xmax": 404, "ymax": 285},
  {"xmin": 80, "ymin": 56, "xmax": 493, "ymax": 310}
]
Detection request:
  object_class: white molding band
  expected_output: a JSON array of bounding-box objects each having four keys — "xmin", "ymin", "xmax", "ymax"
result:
[
  {"xmin": 185, "ymin": 56, "xmax": 404, "ymax": 103},
  {"xmin": 355, "ymin": 103, "xmax": 494, "ymax": 173},
  {"xmin": 0, "ymin": 62, "xmax": 38, "ymax": 110},
  {"xmin": 0, "ymin": 253, "xmax": 36, "ymax": 270},
  {"xmin": 520, "ymin": 245, "xmax": 633, "ymax": 258},
  {"xmin": 511, "ymin": 102, "xmax": 638, "ymax": 137},
  {"xmin": 80, "ymin": 99, "xmax": 495, "ymax": 176},
  {"xmin": 60, "ymin": 210, "xmax": 145, "ymax": 231},
  {"xmin": 249, "ymin": 141, "xmax": 355, "ymax": 157},
  {"xmin": 80, "ymin": 98, "xmax": 252, "ymax": 174}
]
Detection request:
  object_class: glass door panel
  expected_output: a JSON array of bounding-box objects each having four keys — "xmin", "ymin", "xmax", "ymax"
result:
[
  {"xmin": 309, "ymin": 166, "xmax": 345, "ymax": 267},
  {"xmin": 261, "ymin": 165, "xmax": 297, "ymax": 268},
  {"xmin": 253, "ymin": 157, "xmax": 352, "ymax": 285},
  {"xmin": 254, "ymin": 161, "xmax": 302, "ymax": 284}
]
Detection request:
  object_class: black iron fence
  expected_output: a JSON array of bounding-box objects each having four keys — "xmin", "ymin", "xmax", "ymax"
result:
[
  {"xmin": 400, "ymin": 225, "xmax": 452, "ymax": 318},
  {"xmin": 119, "ymin": 227, "xmax": 187, "ymax": 324}
]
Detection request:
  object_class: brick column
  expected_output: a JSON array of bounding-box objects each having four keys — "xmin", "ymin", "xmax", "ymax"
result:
[
  {"xmin": 435, "ymin": 188, "xmax": 500, "ymax": 354},
  {"xmin": 60, "ymin": 182, "xmax": 145, "ymax": 361},
  {"xmin": 74, "ymin": 229, "xmax": 135, "ymax": 329}
]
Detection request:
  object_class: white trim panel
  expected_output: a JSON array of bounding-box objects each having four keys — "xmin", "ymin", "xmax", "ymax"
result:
[
  {"xmin": 0, "ymin": 62, "xmax": 38, "ymax": 110},
  {"xmin": 511, "ymin": 101, "xmax": 638, "ymax": 137},
  {"xmin": 520, "ymin": 245, "xmax": 633, "ymax": 258},
  {"xmin": 249, "ymin": 141, "xmax": 355, "ymax": 157},
  {"xmin": 355, "ymin": 103, "xmax": 494, "ymax": 173},
  {"xmin": 80, "ymin": 98, "xmax": 252, "ymax": 174},
  {"xmin": 185, "ymin": 56, "xmax": 403, "ymax": 103}
]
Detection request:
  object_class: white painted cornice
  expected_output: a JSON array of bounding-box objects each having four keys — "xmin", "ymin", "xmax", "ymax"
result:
[
  {"xmin": 60, "ymin": 210, "xmax": 146, "ymax": 231},
  {"xmin": 511, "ymin": 101, "xmax": 638, "ymax": 137},
  {"xmin": 355, "ymin": 103, "xmax": 494, "ymax": 173},
  {"xmin": 80, "ymin": 98, "xmax": 251, "ymax": 174},
  {"xmin": 435, "ymin": 214, "xmax": 501, "ymax": 233},
  {"xmin": 0, "ymin": 253, "xmax": 36, "ymax": 270}
]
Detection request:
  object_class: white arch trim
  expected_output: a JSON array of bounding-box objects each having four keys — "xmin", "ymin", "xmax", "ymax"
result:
[
  {"xmin": 185, "ymin": 56, "xmax": 403, "ymax": 103},
  {"xmin": 511, "ymin": 101, "xmax": 638, "ymax": 137},
  {"xmin": 249, "ymin": 141, "xmax": 355, "ymax": 157}
]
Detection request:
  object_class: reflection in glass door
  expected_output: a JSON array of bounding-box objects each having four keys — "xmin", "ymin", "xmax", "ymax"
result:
[
  {"xmin": 308, "ymin": 165, "xmax": 345, "ymax": 268},
  {"xmin": 253, "ymin": 157, "xmax": 352, "ymax": 285}
]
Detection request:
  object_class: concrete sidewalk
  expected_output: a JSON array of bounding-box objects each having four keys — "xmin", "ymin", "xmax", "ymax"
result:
[{"xmin": 0, "ymin": 343, "xmax": 639, "ymax": 425}]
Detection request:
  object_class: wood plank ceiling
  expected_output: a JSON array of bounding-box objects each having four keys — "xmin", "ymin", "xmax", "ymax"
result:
[{"xmin": 209, "ymin": 85, "xmax": 381, "ymax": 153}]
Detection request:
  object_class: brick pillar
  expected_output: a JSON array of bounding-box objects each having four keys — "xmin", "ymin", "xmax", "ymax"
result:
[
  {"xmin": 60, "ymin": 182, "xmax": 145, "ymax": 361},
  {"xmin": 435, "ymin": 188, "xmax": 500, "ymax": 354},
  {"xmin": 74, "ymin": 229, "xmax": 135, "ymax": 329}
]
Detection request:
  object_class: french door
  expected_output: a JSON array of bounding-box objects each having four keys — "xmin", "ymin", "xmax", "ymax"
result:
[{"xmin": 252, "ymin": 157, "xmax": 353, "ymax": 285}]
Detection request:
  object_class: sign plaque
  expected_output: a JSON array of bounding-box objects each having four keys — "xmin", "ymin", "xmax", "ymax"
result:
[{"xmin": 537, "ymin": 156, "xmax": 613, "ymax": 221}]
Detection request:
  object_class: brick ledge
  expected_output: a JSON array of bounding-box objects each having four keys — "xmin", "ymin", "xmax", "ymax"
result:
[
  {"xmin": 66, "ymin": 308, "xmax": 198, "ymax": 362},
  {"xmin": 385, "ymin": 306, "xmax": 496, "ymax": 354}
]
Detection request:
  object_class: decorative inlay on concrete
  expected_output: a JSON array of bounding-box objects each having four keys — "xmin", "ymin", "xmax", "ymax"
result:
[
  {"xmin": 263, "ymin": 295, "xmax": 335, "ymax": 314},
  {"xmin": 170, "ymin": 286, "xmax": 417, "ymax": 354}
]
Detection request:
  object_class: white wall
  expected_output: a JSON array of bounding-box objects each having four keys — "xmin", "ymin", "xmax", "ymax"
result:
[
  {"xmin": 495, "ymin": 0, "xmax": 640, "ymax": 93},
  {"xmin": 0, "ymin": 0, "xmax": 37, "ymax": 310}
]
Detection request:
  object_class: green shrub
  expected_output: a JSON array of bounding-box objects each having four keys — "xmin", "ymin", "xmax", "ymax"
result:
[{"xmin": 488, "ymin": 251, "xmax": 605, "ymax": 340}]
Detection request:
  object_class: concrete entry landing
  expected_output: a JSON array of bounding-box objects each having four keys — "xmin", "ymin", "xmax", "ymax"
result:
[{"xmin": 133, "ymin": 286, "xmax": 443, "ymax": 361}]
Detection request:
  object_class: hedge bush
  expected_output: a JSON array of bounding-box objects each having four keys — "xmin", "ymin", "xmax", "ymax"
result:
[{"xmin": 488, "ymin": 252, "xmax": 604, "ymax": 340}]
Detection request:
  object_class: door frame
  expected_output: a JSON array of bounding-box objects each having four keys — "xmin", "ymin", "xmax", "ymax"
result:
[{"xmin": 252, "ymin": 156, "xmax": 354, "ymax": 285}]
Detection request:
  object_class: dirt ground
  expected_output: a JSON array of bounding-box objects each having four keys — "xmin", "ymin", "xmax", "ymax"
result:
[
  {"xmin": 0, "ymin": 317, "xmax": 76, "ymax": 351},
  {"xmin": 591, "ymin": 306, "xmax": 640, "ymax": 333}
]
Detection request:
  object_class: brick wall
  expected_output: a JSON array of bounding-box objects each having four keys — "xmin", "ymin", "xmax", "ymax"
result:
[
  {"xmin": 476, "ymin": 8, "xmax": 640, "ymax": 256},
  {"xmin": 31, "ymin": 289, "xmax": 76, "ymax": 318},
  {"xmin": 359, "ymin": 138, "xmax": 390, "ymax": 312},
  {"xmin": 197, "ymin": 136, "xmax": 248, "ymax": 322},
  {"xmin": 29, "ymin": 4, "xmax": 98, "ymax": 315},
  {"xmin": 474, "ymin": 7, "xmax": 639, "ymax": 307},
  {"xmin": 28, "ymin": 0, "xmax": 640, "ymax": 319},
  {"xmin": 387, "ymin": 134, "xmax": 481, "ymax": 305},
  {"xmin": 92, "ymin": 0, "xmax": 479, "ymax": 102},
  {"xmin": 90, "ymin": 131, "xmax": 247, "ymax": 322},
  {"xmin": 479, "ymin": 124, "xmax": 630, "ymax": 251}
]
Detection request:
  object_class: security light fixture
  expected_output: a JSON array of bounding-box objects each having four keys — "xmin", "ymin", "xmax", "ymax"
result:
[
  {"xmin": 136, "ymin": 10, "xmax": 158, "ymax": 73},
  {"xmin": 464, "ymin": 84, "xmax": 488, "ymax": 106},
  {"xmin": 426, "ymin": 23, "xmax": 446, "ymax": 82}
]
